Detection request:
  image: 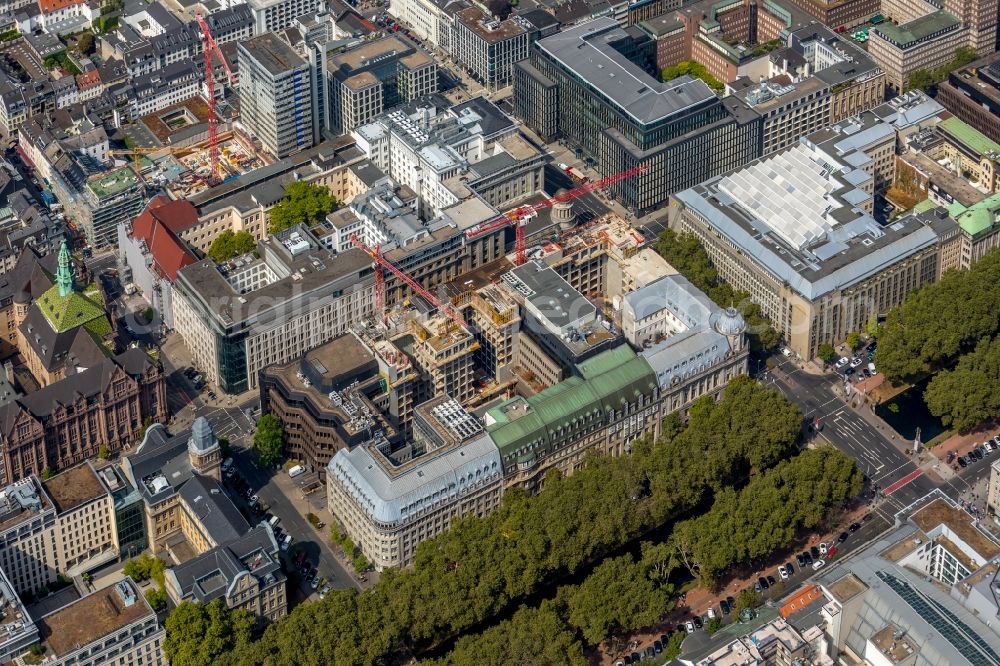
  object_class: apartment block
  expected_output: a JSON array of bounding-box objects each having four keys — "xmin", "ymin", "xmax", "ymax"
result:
[{"xmin": 238, "ymin": 33, "xmax": 315, "ymax": 159}]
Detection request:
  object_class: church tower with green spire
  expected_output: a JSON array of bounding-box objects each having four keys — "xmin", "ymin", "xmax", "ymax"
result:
[{"xmin": 56, "ymin": 239, "xmax": 74, "ymax": 298}]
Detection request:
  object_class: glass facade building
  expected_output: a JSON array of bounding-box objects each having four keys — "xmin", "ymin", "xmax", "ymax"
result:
[{"xmin": 514, "ymin": 18, "xmax": 763, "ymax": 214}]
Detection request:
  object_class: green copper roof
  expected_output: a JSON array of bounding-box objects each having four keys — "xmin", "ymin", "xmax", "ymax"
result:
[
  {"xmin": 486, "ymin": 345, "xmax": 657, "ymax": 458},
  {"xmin": 952, "ymin": 192, "xmax": 1000, "ymax": 237},
  {"xmin": 912, "ymin": 199, "xmax": 936, "ymax": 214},
  {"xmin": 37, "ymin": 282, "xmax": 109, "ymax": 334},
  {"xmin": 872, "ymin": 10, "xmax": 959, "ymax": 47},
  {"xmin": 939, "ymin": 116, "xmax": 1000, "ymax": 158}
]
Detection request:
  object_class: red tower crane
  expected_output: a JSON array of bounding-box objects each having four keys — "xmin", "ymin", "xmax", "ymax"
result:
[
  {"xmin": 196, "ymin": 14, "xmax": 237, "ymax": 184},
  {"xmin": 463, "ymin": 164, "xmax": 649, "ymax": 265},
  {"xmin": 351, "ymin": 235, "xmax": 467, "ymax": 331}
]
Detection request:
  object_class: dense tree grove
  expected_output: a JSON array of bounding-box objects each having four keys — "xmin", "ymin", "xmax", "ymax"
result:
[
  {"xmin": 268, "ymin": 181, "xmax": 337, "ymax": 234},
  {"xmin": 163, "ymin": 601, "xmax": 254, "ymax": 666},
  {"xmin": 669, "ymin": 446, "xmax": 863, "ymax": 582},
  {"xmin": 167, "ymin": 378, "xmax": 859, "ymax": 666},
  {"xmin": 655, "ymin": 230, "xmax": 780, "ymax": 354},
  {"xmin": 876, "ymin": 249, "xmax": 1000, "ymax": 382},
  {"xmin": 924, "ymin": 336, "xmax": 1000, "ymax": 430},
  {"xmin": 662, "ymin": 61, "xmax": 725, "ymax": 92},
  {"xmin": 207, "ymin": 230, "xmax": 256, "ymax": 263}
]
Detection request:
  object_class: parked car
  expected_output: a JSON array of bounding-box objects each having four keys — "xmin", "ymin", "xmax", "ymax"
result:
[
  {"xmin": 838, "ymin": 532, "xmax": 849, "ymax": 543},
  {"xmin": 812, "ymin": 559, "xmax": 826, "ymax": 570},
  {"xmin": 850, "ymin": 522, "xmax": 861, "ymax": 533},
  {"xmin": 835, "ymin": 357, "xmax": 849, "ymax": 368},
  {"xmin": 693, "ymin": 616, "xmax": 703, "ymax": 629},
  {"xmin": 767, "ymin": 575, "xmax": 776, "ymax": 587},
  {"xmin": 720, "ymin": 598, "xmax": 731, "ymax": 615},
  {"xmin": 850, "ymin": 357, "xmax": 863, "ymax": 368},
  {"xmin": 778, "ymin": 565, "xmax": 789, "ymax": 580},
  {"xmin": 654, "ymin": 640, "xmax": 663, "ymax": 654},
  {"xmin": 685, "ymin": 621, "xmax": 695, "ymax": 634},
  {"xmin": 819, "ymin": 542, "xmax": 829, "ymax": 555},
  {"xmin": 796, "ymin": 553, "xmax": 806, "ymax": 567},
  {"xmin": 959, "ymin": 456, "xmax": 968, "ymax": 468},
  {"xmin": 706, "ymin": 607, "xmax": 716, "ymax": 619},
  {"xmin": 757, "ymin": 576, "xmax": 768, "ymax": 590},
  {"xmin": 810, "ymin": 546, "xmax": 820, "ymax": 559},
  {"xmin": 803, "ymin": 551, "xmax": 813, "ymax": 564},
  {"xmin": 785, "ymin": 562, "xmax": 795, "ymax": 575}
]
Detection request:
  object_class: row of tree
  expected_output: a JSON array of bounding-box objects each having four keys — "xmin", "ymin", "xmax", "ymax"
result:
[
  {"xmin": 669, "ymin": 446, "xmax": 863, "ymax": 582},
  {"xmin": 876, "ymin": 248, "xmax": 1000, "ymax": 383},
  {"xmin": 907, "ymin": 47, "xmax": 977, "ymax": 92},
  {"xmin": 924, "ymin": 335, "xmax": 1000, "ymax": 431},
  {"xmin": 655, "ymin": 230, "xmax": 780, "ymax": 354},
  {"xmin": 165, "ymin": 377, "xmax": 806, "ymax": 666}
]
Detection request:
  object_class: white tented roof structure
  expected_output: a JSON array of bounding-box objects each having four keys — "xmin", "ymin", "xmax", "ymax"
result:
[{"xmin": 718, "ymin": 143, "xmax": 840, "ymax": 250}]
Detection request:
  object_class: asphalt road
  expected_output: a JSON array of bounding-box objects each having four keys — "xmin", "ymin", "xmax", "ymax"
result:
[{"xmin": 764, "ymin": 356, "xmax": 992, "ymax": 518}]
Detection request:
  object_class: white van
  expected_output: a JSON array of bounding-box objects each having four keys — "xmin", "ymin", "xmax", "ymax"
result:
[
  {"xmin": 288, "ymin": 465, "xmax": 305, "ymax": 478},
  {"xmin": 268, "ymin": 515, "xmax": 280, "ymax": 528},
  {"xmin": 868, "ymin": 362, "xmax": 877, "ymax": 375}
]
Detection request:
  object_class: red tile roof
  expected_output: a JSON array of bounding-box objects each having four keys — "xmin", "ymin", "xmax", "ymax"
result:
[
  {"xmin": 131, "ymin": 198, "xmax": 198, "ymax": 281},
  {"xmin": 38, "ymin": 0, "xmax": 85, "ymax": 13},
  {"xmin": 779, "ymin": 584, "xmax": 824, "ymax": 619},
  {"xmin": 75, "ymin": 68, "xmax": 101, "ymax": 90}
]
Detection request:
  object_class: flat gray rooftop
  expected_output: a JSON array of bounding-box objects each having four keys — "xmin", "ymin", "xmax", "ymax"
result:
[
  {"xmin": 535, "ymin": 17, "xmax": 716, "ymax": 126},
  {"xmin": 239, "ymin": 33, "xmax": 305, "ymax": 76}
]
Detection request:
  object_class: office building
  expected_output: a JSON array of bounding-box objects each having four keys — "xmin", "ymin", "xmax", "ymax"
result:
[
  {"xmin": 0, "ymin": 349, "xmax": 167, "ymax": 486},
  {"xmin": 165, "ymin": 524, "xmax": 287, "ymax": 626},
  {"xmin": 942, "ymin": 0, "xmax": 998, "ymax": 56},
  {"xmin": 172, "ymin": 225, "xmax": 373, "ymax": 394},
  {"xmin": 327, "ymin": 36, "xmax": 437, "ymax": 134},
  {"xmin": 624, "ymin": 274, "xmax": 749, "ymax": 413},
  {"xmin": 734, "ymin": 78, "xmax": 832, "ymax": 156},
  {"xmin": 247, "ymin": 0, "xmax": 325, "ymax": 34},
  {"xmin": 0, "ymin": 464, "xmax": 119, "ymax": 597},
  {"xmin": 98, "ymin": 464, "xmax": 148, "ymax": 560},
  {"xmin": 352, "ymin": 95, "xmax": 541, "ymax": 217},
  {"xmin": 811, "ymin": 493, "xmax": 1000, "ymax": 665},
  {"xmin": 16, "ymin": 239, "xmax": 115, "ymax": 387},
  {"xmin": 124, "ymin": 417, "xmax": 252, "ymax": 558},
  {"xmin": 0, "ymin": 565, "xmax": 37, "ymax": 663},
  {"xmin": 486, "ymin": 344, "xmax": 659, "ymax": 491},
  {"xmin": 326, "ymin": 395, "xmax": 504, "ymax": 570},
  {"xmin": 449, "ymin": 8, "xmax": 531, "ymax": 91},
  {"xmin": 780, "ymin": 23, "xmax": 887, "ymax": 123},
  {"xmin": 937, "ymin": 52, "xmax": 1000, "ymax": 140},
  {"xmin": 116, "ymin": 197, "xmax": 199, "ymax": 331},
  {"xmin": 238, "ymin": 33, "xmax": 315, "ymax": 159},
  {"xmin": 514, "ymin": 18, "xmax": 762, "ymax": 214},
  {"xmin": 779, "ymin": 0, "xmax": 879, "ymax": 30},
  {"xmin": 388, "ymin": 0, "xmax": 465, "ymax": 49},
  {"xmin": 869, "ymin": 11, "xmax": 969, "ymax": 92},
  {"xmin": 669, "ymin": 105, "xmax": 958, "ymax": 359},
  {"xmin": 32, "ymin": 579, "xmax": 165, "ymax": 666},
  {"xmin": 259, "ymin": 332, "xmax": 409, "ymax": 477}
]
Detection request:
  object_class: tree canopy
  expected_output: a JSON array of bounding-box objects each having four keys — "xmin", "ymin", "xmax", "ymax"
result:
[
  {"xmin": 252, "ymin": 415, "xmax": 283, "ymax": 468},
  {"xmin": 189, "ymin": 378, "xmax": 806, "ymax": 666},
  {"xmin": 876, "ymin": 248, "xmax": 1000, "ymax": 382},
  {"xmin": 655, "ymin": 229, "xmax": 780, "ymax": 354},
  {"xmin": 662, "ymin": 61, "xmax": 724, "ymax": 93},
  {"xmin": 267, "ymin": 181, "xmax": 337, "ymax": 234},
  {"xmin": 207, "ymin": 230, "xmax": 256, "ymax": 263},
  {"xmin": 669, "ymin": 446, "xmax": 862, "ymax": 582},
  {"xmin": 163, "ymin": 601, "xmax": 254, "ymax": 666},
  {"xmin": 924, "ymin": 335, "xmax": 1000, "ymax": 431},
  {"xmin": 907, "ymin": 47, "xmax": 977, "ymax": 91}
]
